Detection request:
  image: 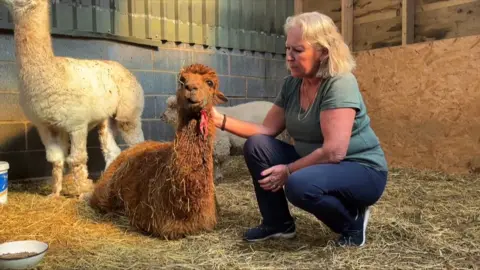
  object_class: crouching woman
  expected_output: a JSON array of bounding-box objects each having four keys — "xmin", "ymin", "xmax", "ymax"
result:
[{"xmin": 212, "ymin": 11, "xmax": 388, "ymax": 247}]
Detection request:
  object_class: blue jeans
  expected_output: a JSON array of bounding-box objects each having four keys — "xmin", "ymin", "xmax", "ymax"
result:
[{"xmin": 243, "ymin": 134, "xmax": 388, "ymax": 234}]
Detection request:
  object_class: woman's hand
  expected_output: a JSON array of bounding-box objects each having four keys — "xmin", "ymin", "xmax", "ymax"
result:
[
  {"xmin": 211, "ymin": 107, "xmax": 224, "ymax": 129},
  {"xmin": 258, "ymin": 164, "xmax": 290, "ymax": 192}
]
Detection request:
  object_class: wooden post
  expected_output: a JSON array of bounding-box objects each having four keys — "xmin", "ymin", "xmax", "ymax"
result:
[
  {"xmin": 402, "ymin": 0, "xmax": 415, "ymax": 45},
  {"xmin": 341, "ymin": 0, "xmax": 353, "ymax": 50},
  {"xmin": 294, "ymin": 0, "xmax": 303, "ymax": 15}
]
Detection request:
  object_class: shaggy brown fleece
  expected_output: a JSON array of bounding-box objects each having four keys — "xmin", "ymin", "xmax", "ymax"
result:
[{"xmin": 88, "ymin": 64, "xmax": 228, "ymax": 239}]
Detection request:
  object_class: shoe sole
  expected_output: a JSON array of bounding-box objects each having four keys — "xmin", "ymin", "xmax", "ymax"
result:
[{"xmin": 243, "ymin": 231, "xmax": 296, "ymax": 242}]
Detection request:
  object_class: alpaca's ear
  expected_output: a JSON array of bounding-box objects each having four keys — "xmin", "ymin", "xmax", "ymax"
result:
[{"xmin": 214, "ymin": 91, "xmax": 228, "ymax": 104}]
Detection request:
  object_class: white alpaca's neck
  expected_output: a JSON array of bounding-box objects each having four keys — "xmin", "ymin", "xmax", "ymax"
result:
[{"xmin": 12, "ymin": 0, "xmax": 54, "ymax": 68}]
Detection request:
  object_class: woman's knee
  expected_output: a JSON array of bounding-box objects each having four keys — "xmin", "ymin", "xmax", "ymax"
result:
[
  {"xmin": 243, "ymin": 134, "xmax": 275, "ymax": 157},
  {"xmin": 284, "ymin": 173, "xmax": 313, "ymax": 206}
]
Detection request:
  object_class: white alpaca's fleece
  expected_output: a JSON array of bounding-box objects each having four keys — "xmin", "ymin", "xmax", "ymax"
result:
[{"xmin": 5, "ymin": 0, "xmax": 145, "ymax": 197}]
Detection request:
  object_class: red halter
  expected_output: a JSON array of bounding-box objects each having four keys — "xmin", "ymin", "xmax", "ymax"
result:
[{"xmin": 199, "ymin": 110, "xmax": 209, "ymax": 140}]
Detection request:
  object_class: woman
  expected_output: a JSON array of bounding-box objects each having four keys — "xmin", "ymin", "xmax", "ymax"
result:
[{"xmin": 212, "ymin": 11, "xmax": 388, "ymax": 247}]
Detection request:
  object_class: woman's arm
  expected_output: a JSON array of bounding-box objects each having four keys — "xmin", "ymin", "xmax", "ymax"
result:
[
  {"xmin": 286, "ymin": 107, "xmax": 355, "ymax": 173},
  {"xmin": 212, "ymin": 104, "xmax": 286, "ymax": 139}
]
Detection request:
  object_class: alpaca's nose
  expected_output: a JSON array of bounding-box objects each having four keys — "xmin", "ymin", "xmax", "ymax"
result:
[{"xmin": 185, "ymin": 83, "xmax": 198, "ymax": 92}]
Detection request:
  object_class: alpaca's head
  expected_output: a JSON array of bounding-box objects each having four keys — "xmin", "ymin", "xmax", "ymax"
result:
[
  {"xmin": 176, "ymin": 64, "xmax": 227, "ymax": 114},
  {"xmin": 160, "ymin": 95, "xmax": 179, "ymax": 126}
]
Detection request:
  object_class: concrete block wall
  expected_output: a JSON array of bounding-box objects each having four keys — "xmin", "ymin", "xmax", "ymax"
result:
[{"xmin": 0, "ymin": 33, "xmax": 289, "ymax": 181}]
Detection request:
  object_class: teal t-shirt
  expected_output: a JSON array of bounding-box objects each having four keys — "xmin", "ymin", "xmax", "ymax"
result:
[{"xmin": 274, "ymin": 72, "xmax": 388, "ymax": 172}]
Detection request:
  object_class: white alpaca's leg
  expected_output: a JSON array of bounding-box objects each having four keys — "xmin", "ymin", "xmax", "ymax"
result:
[
  {"xmin": 214, "ymin": 161, "xmax": 224, "ymax": 184},
  {"xmin": 36, "ymin": 125, "xmax": 65, "ymax": 197},
  {"xmin": 213, "ymin": 133, "xmax": 230, "ymax": 183},
  {"xmin": 117, "ymin": 117, "xmax": 145, "ymax": 146},
  {"xmin": 66, "ymin": 126, "xmax": 90, "ymax": 194},
  {"xmin": 58, "ymin": 130, "xmax": 70, "ymax": 171},
  {"xmin": 98, "ymin": 119, "xmax": 121, "ymax": 168}
]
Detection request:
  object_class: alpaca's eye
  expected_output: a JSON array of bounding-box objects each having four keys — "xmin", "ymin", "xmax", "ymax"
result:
[
  {"xmin": 206, "ymin": 80, "xmax": 214, "ymax": 87},
  {"xmin": 179, "ymin": 76, "xmax": 186, "ymax": 85}
]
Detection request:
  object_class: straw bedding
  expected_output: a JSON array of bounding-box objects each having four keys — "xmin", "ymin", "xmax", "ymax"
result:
[{"xmin": 0, "ymin": 156, "xmax": 478, "ymax": 269}]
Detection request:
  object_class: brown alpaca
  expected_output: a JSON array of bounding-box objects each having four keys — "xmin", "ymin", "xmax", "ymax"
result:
[{"xmin": 87, "ymin": 64, "xmax": 228, "ymax": 239}]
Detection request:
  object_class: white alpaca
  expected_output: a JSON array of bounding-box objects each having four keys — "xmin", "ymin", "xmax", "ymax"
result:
[
  {"xmin": 160, "ymin": 95, "xmax": 292, "ymax": 182},
  {"xmin": 2, "ymin": 0, "xmax": 145, "ymax": 197}
]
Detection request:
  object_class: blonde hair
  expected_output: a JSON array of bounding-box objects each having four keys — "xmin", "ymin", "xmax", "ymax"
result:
[{"xmin": 284, "ymin": 11, "xmax": 356, "ymax": 78}]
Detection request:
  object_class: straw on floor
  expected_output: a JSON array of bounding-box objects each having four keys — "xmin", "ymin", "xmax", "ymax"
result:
[{"xmin": 0, "ymin": 156, "xmax": 478, "ymax": 269}]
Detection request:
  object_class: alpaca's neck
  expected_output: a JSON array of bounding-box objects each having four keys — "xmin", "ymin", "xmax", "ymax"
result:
[
  {"xmin": 171, "ymin": 110, "xmax": 215, "ymax": 173},
  {"xmin": 12, "ymin": 1, "xmax": 54, "ymax": 68},
  {"xmin": 162, "ymin": 109, "xmax": 216, "ymax": 218}
]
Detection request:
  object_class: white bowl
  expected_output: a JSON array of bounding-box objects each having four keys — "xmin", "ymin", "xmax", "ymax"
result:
[{"xmin": 0, "ymin": 240, "xmax": 48, "ymax": 269}]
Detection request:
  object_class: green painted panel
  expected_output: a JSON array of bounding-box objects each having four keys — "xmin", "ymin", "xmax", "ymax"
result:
[
  {"xmin": 255, "ymin": 32, "xmax": 267, "ymax": 52},
  {"xmin": 144, "ymin": 0, "xmax": 152, "ymax": 39},
  {"xmin": 132, "ymin": 0, "xmax": 146, "ymax": 39},
  {"xmin": 191, "ymin": 24, "xmax": 203, "ymax": 45},
  {"xmin": 255, "ymin": 0, "xmax": 267, "ymax": 52},
  {"xmin": 246, "ymin": 31, "xmax": 254, "ymax": 51},
  {"xmin": 247, "ymin": 0, "xmax": 256, "ymax": 51},
  {"xmin": 254, "ymin": 0, "xmax": 266, "ymax": 32},
  {"xmin": 150, "ymin": 0, "xmax": 162, "ymax": 40},
  {"xmin": 162, "ymin": 0, "xmax": 176, "ymax": 42},
  {"xmin": 7, "ymin": 6, "xmax": 12, "ymax": 24},
  {"xmin": 191, "ymin": 0, "xmax": 203, "ymax": 25},
  {"xmin": 202, "ymin": 0, "xmax": 216, "ymax": 46},
  {"xmin": 265, "ymin": 0, "xmax": 278, "ymax": 53},
  {"xmin": 0, "ymin": 0, "xmax": 293, "ymax": 54},
  {"xmin": 239, "ymin": 1, "xmax": 249, "ymax": 51},
  {"xmin": 275, "ymin": 0, "xmax": 286, "ymax": 34},
  {"xmin": 217, "ymin": 27, "xmax": 228, "ymax": 49},
  {"xmin": 191, "ymin": 0, "xmax": 203, "ymax": 44},
  {"xmin": 55, "ymin": 0, "xmax": 74, "ymax": 30},
  {"xmin": 286, "ymin": 0, "xmax": 294, "ymax": 22},
  {"xmin": 229, "ymin": 0, "xmax": 240, "ymax": 29},
  {"xmin": 242, "ymin": 0, "xmax": 253, "ymax": 31},
  {"xmin": 266, "ymin": 34, "xmax": 276, "ymax": 53},
  {"xmin": 216, "ymin": 0, "xmax": 228, "ymax": 48},
  {"xmin": 275, "ymin": 35, "xmax": 285, "ymax": 54},
  {"xmin": 252, "ymin": 31, "xmax": 259, "ymax": 52},
  {"xmin": 266, "ymin": 0, "xmax": 276, "ymax": 33},
  {"xmin": 95, "ymin": 0, "xmax": 111, "ymax": 34},
  {"xmin": 112, "ymin": 0, "xmax": 129, "ymax": 37},
  {"xmin": 203, "ymin": 0, "xmax": 216, "ymax": 46},
  {"xmin": 204, "ymin": 0, "xmax": 216, "ymax": 26},
  {"xmin": 0, "ymin": 6, "xmax": 12, "ymax": 29},
  {"xmin": 177, "ymin": 0, "xmax": 190, "ymax": 43},
  {"xmin": 206, "ymin": 24, "xmax": 216, "ymax": 47},
  {"xmin": 228, "ymin": 0, "xmax": 240, "ymax": 49},
  {"xmin": 229, "ymin": 28, "xmax": 240, "ymax": 50},
  {"xmin": 75, "ymin": 0, "xmax": 93, "ymax": 32}
]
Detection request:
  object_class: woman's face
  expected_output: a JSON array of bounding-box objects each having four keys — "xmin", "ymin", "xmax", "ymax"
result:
[{"xmin": 285, "ymin": 26, "xmax": 324, "ymax": 78}]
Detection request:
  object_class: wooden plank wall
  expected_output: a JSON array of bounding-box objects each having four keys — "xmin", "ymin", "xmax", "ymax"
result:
[
  {"xmin": 302, "ymin": 0, "xmax": 342, "ymax": 30},
  {"xmin": 0, "ymin": 0, "xmax": 295, "ymax": 54},
  {"xmin": 300, "ymin": 0, "xmax": 480, "ymax": 51}
]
